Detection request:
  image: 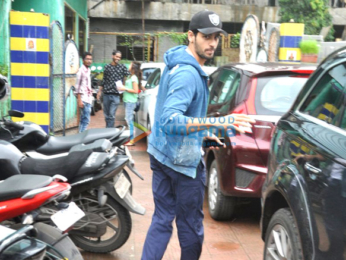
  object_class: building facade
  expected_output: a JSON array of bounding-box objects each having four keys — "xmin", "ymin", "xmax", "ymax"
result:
[{"xmin": 87, "ymin": 0, "xmax": 346, "ymax": 63}]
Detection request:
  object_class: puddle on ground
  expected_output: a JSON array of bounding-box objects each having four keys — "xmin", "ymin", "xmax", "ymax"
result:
[{"xmin": 211, "ymin": 242, "xmax": 240, "ymax": 251}]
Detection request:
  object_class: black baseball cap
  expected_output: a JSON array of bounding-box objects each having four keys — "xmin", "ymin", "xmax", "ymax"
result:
[{"xmin": 189, "ymin": 10, "xmax": 227, "ymax": 36}]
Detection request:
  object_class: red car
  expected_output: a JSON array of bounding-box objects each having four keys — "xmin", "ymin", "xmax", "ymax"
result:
[{"xmin": 204, "ymin": 62, "xmax": 316, "ymax": 220}]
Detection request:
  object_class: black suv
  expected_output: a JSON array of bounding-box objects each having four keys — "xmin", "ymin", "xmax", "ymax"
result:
[{"xmin": 261, "ymin": 47, "xmax": 346, "ymax": 260}]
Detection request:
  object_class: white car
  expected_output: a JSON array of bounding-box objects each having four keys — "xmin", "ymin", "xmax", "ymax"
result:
[{"xmin": 134, "ymin": 65, "xmax": 217, "ymax": 143}]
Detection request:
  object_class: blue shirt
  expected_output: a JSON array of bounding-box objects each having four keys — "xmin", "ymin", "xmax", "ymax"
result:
[{"xmin": 147, "ymin": 45, "xmax": 209, "ymax": 178}]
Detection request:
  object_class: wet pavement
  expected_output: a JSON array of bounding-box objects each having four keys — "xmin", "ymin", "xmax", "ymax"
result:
[{"xmin": 80, "ymin": 104, "xmax": 264, "ymax": 260}]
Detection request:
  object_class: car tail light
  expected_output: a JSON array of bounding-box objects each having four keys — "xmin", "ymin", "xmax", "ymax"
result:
[
  {"xmin": 289, "ymin": 69, "xmax": 315, "ymax": 74},
  {"xmin": 245, "ymin": 78, "xmax": 257, "ymax": 115},
  {"xmin": 232, "ymin": 102, "xmax": 248, "ymax": 114}
]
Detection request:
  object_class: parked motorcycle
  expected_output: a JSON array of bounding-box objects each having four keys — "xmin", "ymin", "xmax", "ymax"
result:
[
  {"xmin": 0, "ymin": 110, "xmax": 132, "ymax": 157},
  {"xmin": 0, "ymin": 174, "xmax": 84, "ymax": 259},
  {"xmin": 0, "ymin": 109, "xmax": 141, "ymax": 185},
  {"xmin": 0, "ymin": 139, "xmax": 145, "ymax": 253}
]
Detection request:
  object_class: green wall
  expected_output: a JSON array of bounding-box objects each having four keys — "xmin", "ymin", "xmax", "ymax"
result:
[
  {"xmin": 12, "ymin": 0, "xmax": 64, "ymax": 26},
  {"xmin": 12, "ymin": 0, "xmax": 87, "ymax": 44},
  {"xmin": 0, "ymin": 0, "xmax": 12, "ymax": 118},
  {"xmin": 65, "ymin": 0, "xmax": 87, "ymax": 20}
]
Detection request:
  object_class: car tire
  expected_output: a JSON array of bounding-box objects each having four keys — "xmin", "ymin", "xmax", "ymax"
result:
[
  {"xmin": 264, "ymin": 208, "xmax": 303, "ymax": 260},
  {"xmin": 207, "ymin": 160, "xmax": 236, "ymax": 220}
]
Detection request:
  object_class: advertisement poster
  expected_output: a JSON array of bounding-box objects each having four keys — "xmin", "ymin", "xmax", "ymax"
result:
[{"xmin": 65, "ymin": 40, "xmax": 80, "ymax": 74}]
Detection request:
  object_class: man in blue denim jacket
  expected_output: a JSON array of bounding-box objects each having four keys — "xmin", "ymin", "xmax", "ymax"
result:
[{"xmin": 142, "ymin": 10, "xmax": 255, "ymax": 260}]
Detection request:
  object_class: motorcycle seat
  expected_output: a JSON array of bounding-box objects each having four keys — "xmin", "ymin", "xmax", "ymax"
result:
[
  {"xmin": 21, "ymin": 149, "xmax": 93, "ymax": 181},
  {"xmin": 36, "ymin": 128, "xmax": 120, "ymax": 155},
  {"xmin": 0, "ymin": 175, "xmax": 52, "ymax": 201}
]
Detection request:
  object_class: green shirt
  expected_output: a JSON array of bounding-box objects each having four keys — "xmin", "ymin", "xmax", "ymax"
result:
[{"xmin": 123, "ymin": 75, "xmax": 138, "ymax": 103}]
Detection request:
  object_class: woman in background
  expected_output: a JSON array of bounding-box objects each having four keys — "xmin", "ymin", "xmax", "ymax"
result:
[{"xmin": 118, "ymin": 61, "xmax": 142, "ymax": 145}]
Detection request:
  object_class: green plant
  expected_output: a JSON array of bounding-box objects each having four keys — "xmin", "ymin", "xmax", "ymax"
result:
[
  {"xmin": 0, "ymin": 64, "xmax": 8, "ymax": 76},
  {"xmin": 299, "ymin": 40, "xmax": 320, "ymax": 54},
  {"xmin": 230, "ymin": 33, "xmax": 240, "ymax": 48},
  {"xmin": 169, "ymin": 32, "xmax": 188, "ymax": 45},
  {"xmin": 155, "ymin": 32, "xmax": 188, "ymax": 45},
  {"xmin": 279, "ymin": 0, "xmax": 334, "ymax": 42}
]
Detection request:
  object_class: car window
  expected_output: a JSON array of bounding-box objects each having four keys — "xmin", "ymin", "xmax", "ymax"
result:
[
  {"xmin": 255, "ymin": 75, "xmax": 309, "ymax": 115},
  {"xmin": 142, "ymin": 68, "xmax": 157, "ymax": 81},
  {"xmin": 145, "ymin": 68, "xmax": 161, "ymax": 89},
  {"xmin": 208, "ymin": 71, "xmax": 220, "ymax": 91},
  {"xmin": 300, "ymin": 63, "xmax": 346, "ymax": 126},
  {"xmin": 209, "ymin": 69, "xmax": 241, "ymax": 105}
]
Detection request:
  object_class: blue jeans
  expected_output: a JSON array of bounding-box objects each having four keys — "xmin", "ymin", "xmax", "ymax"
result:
[
  {"xmin": 141, "ymin": 155, "xmax": 206, "ymax": 260},
  {"xmin": 79, "ymin": 102, "xmax": 91, "ymax": 133},
  {"xmin": 124, "ymin": 102, "xmax": 136, "ymax": 139},
  {"xmin": 103, "ymin": 94, "xmax": 120, "ymax": 128}
]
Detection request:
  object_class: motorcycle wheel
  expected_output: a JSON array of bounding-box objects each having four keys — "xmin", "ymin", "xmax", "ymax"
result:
[
  {"xmin": 70, "ymin": 195, "xmax": 132, "ymax": 253},
  {"xmin": 34, "ymin": 223, "xmax": 84, "ymax": 260}
]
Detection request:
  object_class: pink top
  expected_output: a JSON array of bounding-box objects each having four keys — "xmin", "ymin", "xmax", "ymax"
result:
[{"xmin": 76, "ymin": 65, "xmax": 92, "ymax": 104}]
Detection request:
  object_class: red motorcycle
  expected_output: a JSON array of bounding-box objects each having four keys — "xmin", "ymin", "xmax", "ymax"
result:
[{"xmin": 0, "ymin": 174, "xmax": 84, "ymax": 260}]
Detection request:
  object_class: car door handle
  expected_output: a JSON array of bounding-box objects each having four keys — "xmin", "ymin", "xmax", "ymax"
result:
[
  {"xmin": 207, "ymin": 112, "xmax": 221, "ymax": 117},
  {"xmin": 304, "ymin": 163, "xmax": 322, "ymax": 174}
]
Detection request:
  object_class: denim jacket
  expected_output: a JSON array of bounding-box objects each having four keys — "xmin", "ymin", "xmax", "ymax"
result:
[{"xmin": 147, "ymin": 46, "xmax": 209, "ymax": 178}]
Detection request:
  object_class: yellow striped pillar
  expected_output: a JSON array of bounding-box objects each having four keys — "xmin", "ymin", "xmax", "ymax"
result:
[
  {"xmin": 279, "ymin": 23, "xmax": 304, "ymax": 63},
  {"xmin": 10, "ymin": 11, "xmax": 50, "ymax": 133}
]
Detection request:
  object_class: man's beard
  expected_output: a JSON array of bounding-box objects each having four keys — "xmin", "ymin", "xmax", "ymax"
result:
[{"xmin": 195, "ymin": 41, "xmax": 215, "ymax": 60}]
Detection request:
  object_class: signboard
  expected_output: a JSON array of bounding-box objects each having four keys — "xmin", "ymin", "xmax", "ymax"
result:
[
  {"xmin": 10, "ymin": 11, "xmax": 50, "ymax": 133},
  {"xmin": 65, "ymin": 40, "xmax": 79, "ymax": 74}
]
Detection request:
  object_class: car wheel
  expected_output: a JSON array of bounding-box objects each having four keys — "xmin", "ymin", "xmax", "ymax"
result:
[
  {"xmin": 264, "ymin": 208, "xmax": 303, "ymax": 260},
  {"xmin": 208, "ymin": 160, "xmax": 236, "ymax": 220}
]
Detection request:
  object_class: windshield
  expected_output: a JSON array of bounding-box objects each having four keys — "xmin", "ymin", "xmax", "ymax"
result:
[{"xmin": 255, "ymin": 75, "xmax": 309, "ymax": 115}]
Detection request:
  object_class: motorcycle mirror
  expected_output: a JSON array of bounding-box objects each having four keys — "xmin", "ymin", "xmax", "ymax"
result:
[{"xmin": 8, "ymin": 110, "xmax": 24, "ymax": 118}]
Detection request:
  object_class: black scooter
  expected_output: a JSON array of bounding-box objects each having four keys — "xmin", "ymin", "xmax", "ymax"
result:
[
  {"xmin": 0, "ymin": 139, "xmax": 145, "ymax": 253},
  {"xmin": 0, "ymin": 110, "xmax": 129, "ymax": 155},
  {"xmin": 0, "ymin": 110, "xmax": 140, "ymax": 179}
]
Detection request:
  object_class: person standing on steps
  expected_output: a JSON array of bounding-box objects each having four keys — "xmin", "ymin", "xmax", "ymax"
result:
[{"xmin": 97, "ymin": 50, "xmax": 130, "ymax": 128}]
